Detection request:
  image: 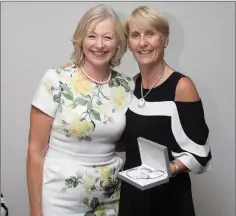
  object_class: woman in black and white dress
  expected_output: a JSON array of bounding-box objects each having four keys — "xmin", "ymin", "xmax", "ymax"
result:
[{"xmin": 118, "ymin": 6, "xmax": 212, "ymax": 216}]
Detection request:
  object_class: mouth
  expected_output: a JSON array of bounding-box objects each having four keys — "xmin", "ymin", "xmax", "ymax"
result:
[
  {"xmin": 138, "ymin": 50, "xmax": 153, "ymax": 55},
  {"xmin": 90, "ymin": 51, "xmax": 109, "ymax": 57}
]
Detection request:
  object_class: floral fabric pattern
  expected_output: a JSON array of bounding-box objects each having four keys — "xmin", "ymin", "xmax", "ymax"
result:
[
  {"xmin": 60, "ymin": 163, "xmax": 122, "ymax": 216},
  {"xmin": 33, "ymin": 64, "xmax": 134, "ymax": 216},
  {"xmin": 44, "ymin": 65, "xmax": 133, "ymax": 141}
]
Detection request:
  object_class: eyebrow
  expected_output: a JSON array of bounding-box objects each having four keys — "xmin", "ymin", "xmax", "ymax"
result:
[
  {"xmin": 130, "ymin": 31, "xmax": 139, "ymax": 34},
  {"xmin": 87, "ymin": 30, "xmax": 114, "ymax": 35},
  {"xmin": 130, "ymin": 29, "xmax": 155, "ymax": 34}
]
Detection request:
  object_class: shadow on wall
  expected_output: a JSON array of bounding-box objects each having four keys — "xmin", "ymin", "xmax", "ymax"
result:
[{"xmin": 163, "ymin": 12, "xmax": 185, "ymax": 72}]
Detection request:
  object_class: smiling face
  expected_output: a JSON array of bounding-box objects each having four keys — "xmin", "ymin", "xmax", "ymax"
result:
[
  {"xmin": 124, "ymin": 6, "xmax": 169, "ymax": 67},
  {"xmin": 82, "ymin": 18, "xmax": 119, "ymax": 68},
  {"xmin": 128, "ymin": 24, "xmax": 166, "ymax": 66}
]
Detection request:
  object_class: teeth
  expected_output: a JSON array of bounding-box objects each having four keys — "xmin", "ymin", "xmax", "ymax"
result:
[
  {"xmin": 139, "ymin": 50, "xmax": 152, "ymax": 54},
  {"xmin": 92, "ymin": 51, "xmax": 106, "ymax": 56}
]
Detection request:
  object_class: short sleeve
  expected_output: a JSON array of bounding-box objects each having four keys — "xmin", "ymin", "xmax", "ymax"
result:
[
  {"xmin": 171, "ymin": 100, "xmax": 212, "ymax": 174},
  {"xmin": 31, "ymin": 69, "xmax": 61, "ymax": 117}
]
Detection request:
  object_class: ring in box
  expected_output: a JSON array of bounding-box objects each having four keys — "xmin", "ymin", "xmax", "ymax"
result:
[{"xmin": 118, "ymin": 137, "xmax": 171, "ymax": 190}]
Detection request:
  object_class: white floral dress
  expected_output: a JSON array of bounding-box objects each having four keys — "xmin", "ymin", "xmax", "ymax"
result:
[{"xmin": 32, "ymin": 64, "xmax": 134, "ymax": 216}]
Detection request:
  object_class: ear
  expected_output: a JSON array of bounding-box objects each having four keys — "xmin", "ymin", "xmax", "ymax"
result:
[{"xmin": 164, "ymin": 35, "xmax": 169, "ymax": 48}]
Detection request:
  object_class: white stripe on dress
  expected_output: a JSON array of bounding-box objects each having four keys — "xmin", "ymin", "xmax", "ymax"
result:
[
  {"xmin": 129, "ymin": 96, "xmax": 210, "ymax": 157},
  {"xmin": 171, "ymin": 151, "xmax": 212, "ymax": 173}
]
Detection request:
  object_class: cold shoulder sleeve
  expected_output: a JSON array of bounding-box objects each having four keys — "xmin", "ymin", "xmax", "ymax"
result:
[
  {"xmin": 171, "ymin": 100, "xmax": 212, "ymax": 174},
  {"xmin": 31, "ymin": 69, "xmax": 61, "ymax": 117}
]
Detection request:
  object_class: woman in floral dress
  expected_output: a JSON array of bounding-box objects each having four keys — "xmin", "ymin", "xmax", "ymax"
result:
[{"xmin": 26, "ymin": 4, "xmax": 134, "ymax": 216}]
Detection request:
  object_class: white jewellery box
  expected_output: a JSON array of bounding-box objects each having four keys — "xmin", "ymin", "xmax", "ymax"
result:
[{"xmin": 118, "ymin": 137, "xmax": 171, "ymax": 190}]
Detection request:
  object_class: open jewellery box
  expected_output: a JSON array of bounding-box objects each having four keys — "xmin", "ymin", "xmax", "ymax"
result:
[{"xmin": 118, "ymin": 137, "xmax": 172, "ymax": 190}]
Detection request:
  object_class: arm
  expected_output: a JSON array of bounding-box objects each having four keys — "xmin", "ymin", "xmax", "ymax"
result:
[
  {"xmin": 170, "ymin": 77, "xmax": 201, "ymax": 176},
  {"xmin": 26, "ymin": 107, "xmax": 54, "ymax": 216},
  {"xmin": 27, "ymin": 68, "xmax": 61, "ymax": 215}
]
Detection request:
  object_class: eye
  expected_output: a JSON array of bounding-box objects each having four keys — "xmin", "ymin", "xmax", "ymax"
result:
[
  {"xmin": 104, "ymin": 36, "xmax": 112, "ymax": 40},
  {"xmin": 87, "ymin": 35, "xmax": 96, "ymax": 39},
  {"xmin": 131, "ymin": 33, "xmax": 139, "ymax": 39},
  {"xmin": 146, "ymin": 31, "xmax": 155, "ymax": 36}
]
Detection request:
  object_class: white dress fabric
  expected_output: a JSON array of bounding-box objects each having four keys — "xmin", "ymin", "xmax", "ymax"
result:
[{"xmin": 32, "ymin": 64, "xmax": 134, "ymax": 216}]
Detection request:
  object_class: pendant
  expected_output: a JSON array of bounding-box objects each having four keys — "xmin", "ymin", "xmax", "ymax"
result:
[{"xmin": 138, "ymin": 98, "xmax": 145, "ymax": 108}]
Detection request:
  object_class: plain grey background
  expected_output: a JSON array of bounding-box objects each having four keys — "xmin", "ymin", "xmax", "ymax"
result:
[{"xmin": 1, "ymin": 1, "xmax": 235, "ymax": 216}]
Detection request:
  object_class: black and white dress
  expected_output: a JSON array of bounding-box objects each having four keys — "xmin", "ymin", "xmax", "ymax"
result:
[{"xmin": 118, "ymin": 72, "xmax": 212, "ymax": 216}]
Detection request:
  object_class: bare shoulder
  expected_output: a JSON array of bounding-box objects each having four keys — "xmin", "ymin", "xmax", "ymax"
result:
[{"xmin": 175, "ymin": 76, "xmax": 200, "ymax": 102}]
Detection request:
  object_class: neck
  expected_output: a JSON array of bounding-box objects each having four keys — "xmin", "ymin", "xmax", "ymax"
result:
[
  {"xmin": 82, "ymin": 61, "xmax": 111, "ymax": 82},
  {"xmin": 139, "ymin": 59, "xmax": 166, "ymax": 89}
]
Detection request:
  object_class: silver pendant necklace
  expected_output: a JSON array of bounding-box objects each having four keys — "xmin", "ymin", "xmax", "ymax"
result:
[{"xmin": 138, "ymin": 71, "xmax": 164, "ymax": 108}]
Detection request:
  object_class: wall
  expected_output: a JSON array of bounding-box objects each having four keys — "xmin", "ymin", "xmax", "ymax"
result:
[{"xmin": 1, "ymin": 2, "xmax": 235, "ymax": 216}]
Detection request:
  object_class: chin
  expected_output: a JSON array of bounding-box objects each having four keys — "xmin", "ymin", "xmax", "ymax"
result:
[
  {"xmin": 137, "ymin": 60, "xmax": 153, "ymax": 65},
  {"xmin": 134, "ymin": 56, "xmax": 153, "ymax": 65},
  {"xmin": 90, "ymin": 60, "xmax": 110, "ymax": 67}
]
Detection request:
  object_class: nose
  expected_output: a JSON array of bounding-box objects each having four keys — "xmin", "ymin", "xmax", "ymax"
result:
[
  {"xmin": 139, "ymin": 36, "xmax": 148, "ymax": 47},
  {"xmin": 95, "ymin": 37, "xmax": 104, "ymax": 49}
]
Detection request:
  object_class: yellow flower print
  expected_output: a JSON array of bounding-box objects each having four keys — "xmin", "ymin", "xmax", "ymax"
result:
[
  {"xmin": 70, "ymin": 71, "xmax": 93, "ymax": 94},
  {"xmin": 98, "ymin": 166, "xmax": 114, "ymax": 185},
  {"xmin": 93, "ymin": 103, "xmax": 110, "ymax": 120},
  {"xmin": 94, "ymin": 209, "xmax": 106, "ymax": 216},
  {"xmin": 69, "ymin": 113, "xmax": 93, "ymax": 137},
  {"xmin": 83, "ymin": 175, "xmax": 96, "ymax": 192},
  {"xmin": 43, "ymin": 78, "xmax": 53, "ymax": 93},
  {"xmin": 112, "ymin": 191, "xmax": 120, "ymax": 201},
  {"xmin": 97, "ymin": 103, "xmax": 110, "ymax": 114},
  {"xmin": 82, "ymin": 197, "xmax": 89, "ymax": 206},
  {"xmin": 111, "ymin": 86, "xmax": 128, "ymax": 110}
]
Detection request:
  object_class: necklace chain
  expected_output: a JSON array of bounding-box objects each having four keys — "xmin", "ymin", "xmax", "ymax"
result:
[
  {"xmin": 79, "ymin": 65, "xmax": 111, "ymax": 84},
  {"xmin": 140, "ymin": 73, "xmax": 164, "ymax": 99},
  {"xmin": 138, "ymin": 69, "xmax": 165, "ymax": 108}
]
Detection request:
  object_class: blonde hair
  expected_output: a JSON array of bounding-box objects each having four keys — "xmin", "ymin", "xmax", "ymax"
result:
[
  {"xmin": 124, "ymin": 6, "xmax": 169, "ymax": 46},
  {"xmin": 71, "ymin": 4, "xmax": 127, "ymax": 67}
]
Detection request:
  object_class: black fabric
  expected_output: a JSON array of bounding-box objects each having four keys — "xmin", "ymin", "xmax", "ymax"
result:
[{"xmin": 118, "ymin": 72, "xmax": 210, "ymax": 216}]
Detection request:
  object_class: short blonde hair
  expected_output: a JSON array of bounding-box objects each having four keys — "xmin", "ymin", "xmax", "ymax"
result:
[
  {"xmin": 71, "ymin": 4, "xmax": 127, "ymax": 67},
  {"xmin": 124, "ymin": 6, "xmax": 169, "ymax": 46}
]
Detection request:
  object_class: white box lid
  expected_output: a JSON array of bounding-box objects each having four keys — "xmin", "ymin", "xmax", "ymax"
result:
[
  {"xmin": 117, "ymin": 137, "xmax": 172, "ymax": 190},
  {"xmin": 137, "ymin": 137, "xmax": 171, "ymax": 177}
]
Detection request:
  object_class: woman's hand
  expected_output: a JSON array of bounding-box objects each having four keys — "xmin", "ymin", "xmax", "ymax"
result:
[{"xmin": 169, "ymin": 160, "xmax": 189, "ymax": 177}]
